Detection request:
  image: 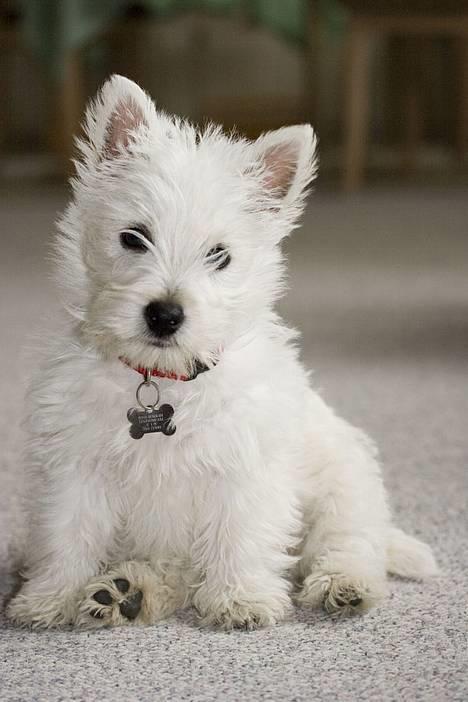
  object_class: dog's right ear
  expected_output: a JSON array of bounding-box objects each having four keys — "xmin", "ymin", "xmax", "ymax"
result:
[{"xmin": 79, "ymin": 75, "xmax": 157, "ymax": 164}]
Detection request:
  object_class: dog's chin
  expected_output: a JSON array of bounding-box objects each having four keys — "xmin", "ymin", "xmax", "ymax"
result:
[{"xmin": 116, "ymin": 337, "xmax": 197, "ymax": 375}]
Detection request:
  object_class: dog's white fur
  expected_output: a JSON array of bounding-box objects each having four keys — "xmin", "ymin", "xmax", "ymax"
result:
[{"xmin": 7, "ymin": 76, "xmax": 438, "ymax": 630}]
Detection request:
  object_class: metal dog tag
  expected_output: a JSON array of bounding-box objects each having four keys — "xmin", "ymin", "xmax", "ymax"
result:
[
  {"xmin": 127, "ymin": 405, "xmax": 176, "ymax": 439},
  {"xmin": 127, "ymin": 372, "xmax": 176, "ymax": 439}
]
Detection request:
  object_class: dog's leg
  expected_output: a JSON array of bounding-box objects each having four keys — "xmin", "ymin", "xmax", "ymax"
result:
[
  {"xmin": 76, "ymin": 560, "xmax": 188, "ymax": 628},
  {"xmin": 296, "ymin": 419, "xmax": 390, "ymax": 616},
  {"xmin": 7, "ymin": 472, "xmax": 113, "ymax": 628},
  {"xmin": 191, "ymin": 471, "xmax": 297, "ymax": 630}
]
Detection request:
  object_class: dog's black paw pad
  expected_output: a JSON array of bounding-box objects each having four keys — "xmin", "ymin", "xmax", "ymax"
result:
[
  {"xmin": 349, "ymin": 597, "xmax": 363, "ymax": 607},
  {"xmin": 119, "ymin": 590, "xmax": 143, "ymax": 620},
  {"xmin": 93, "ymin": 589, "xmax": 114, "ymax": 606},
  {"xmin": 113, "ymin": 578, "xmax": 130, "ymax": 594}
]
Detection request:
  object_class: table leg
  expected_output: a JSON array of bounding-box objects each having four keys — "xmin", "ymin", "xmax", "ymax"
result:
[
  {"xmin": 50, "ymin": 47, "xmax": 85, "ymax": 174},
  {"xmin": 456, "ymin": 36, "xmax": 468, "ymax": 160},
  {"xmin": 401, "ymin": 37, "xmax": 424, "ymax": 175},
  {"xmin": 304, "ymin": 0, "xmax": 323, "ymax": 131},
  {"xmin": 343, "ymin": 19, "xmax": 371, "ymax": 192}
]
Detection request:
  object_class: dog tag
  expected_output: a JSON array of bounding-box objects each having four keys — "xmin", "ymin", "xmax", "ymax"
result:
[
  {"xmin": 127, "ymin": 373, "xmax": 176, "ymax": 439},
  {"xmin": 127, "ymin": 405, "xmax": 176, "ymax": 439}
]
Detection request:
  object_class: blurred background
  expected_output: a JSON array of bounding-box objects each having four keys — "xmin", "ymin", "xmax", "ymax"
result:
[
  {"xmin": 1, "ymin": 4, "xmax": 467, "ymax": 429},
  {"xmin": 1, "ymin": 0, "xmax": 468, "ymax": 187},
  {"xmin": 0, "ymin": 0, "xmax": 467, "ymax": 455},
  {"xmin": 0, "ymin": 2, "xmax": 467, "ymax": 697}
]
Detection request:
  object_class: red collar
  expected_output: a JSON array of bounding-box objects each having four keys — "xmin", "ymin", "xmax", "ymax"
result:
[{"xmin": 120, "ymin": 357, "xmax": 210, "ymax": 382}]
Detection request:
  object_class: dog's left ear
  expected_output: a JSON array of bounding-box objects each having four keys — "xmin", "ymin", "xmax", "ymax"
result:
[{"xmin": 253, "ymin": 125, "xmax": 318, "ymax": 216}]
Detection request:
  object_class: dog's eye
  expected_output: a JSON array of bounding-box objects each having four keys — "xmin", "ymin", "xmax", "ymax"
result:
[
  {"xmin": 206, "ymin": 245, "xmax": 231, "ymax": 271},
  {"xmin": 120, "ymin": 227, "xmax": 150, "ymax": 252}
]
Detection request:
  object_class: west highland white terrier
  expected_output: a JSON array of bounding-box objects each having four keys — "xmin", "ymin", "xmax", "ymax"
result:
[{"xmin": 7, "ymin": 76, "xmax": 438, "ymax": 630}]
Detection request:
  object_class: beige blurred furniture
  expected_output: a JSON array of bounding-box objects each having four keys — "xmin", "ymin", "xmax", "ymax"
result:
[{"xmin": 341, "ymin": 1, "xmax": 468, "ymax": 190}]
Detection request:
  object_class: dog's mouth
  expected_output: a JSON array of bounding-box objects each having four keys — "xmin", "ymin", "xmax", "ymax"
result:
[
  {"xmin": 121, "ymin": 333, "xmax": 221, "ymax": 379},
  {"xmin": 147, "ymin": 338, "xmax": 177, "ymax": 349},
  {"xmin": 124, "ymin": 336, "xmax": 208, "ymax": 377}
]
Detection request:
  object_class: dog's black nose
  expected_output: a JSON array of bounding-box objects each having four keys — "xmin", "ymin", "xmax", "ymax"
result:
[{"xmin": 144, "ymin": 300, "xmax": 185, "ymax": 337}]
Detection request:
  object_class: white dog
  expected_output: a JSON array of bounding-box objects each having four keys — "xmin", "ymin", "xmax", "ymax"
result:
[{"xmin": 8, "ymin": 76, "xmax": 438, "ymax": 630}]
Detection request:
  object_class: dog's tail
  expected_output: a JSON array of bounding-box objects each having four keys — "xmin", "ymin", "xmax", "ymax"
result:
[{"xmin": 386, "ymin": 527, "xmax": 439, "ymax": 579}]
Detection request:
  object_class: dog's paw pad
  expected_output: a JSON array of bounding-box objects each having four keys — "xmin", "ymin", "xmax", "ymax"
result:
[
  {"xmin": 80, "ymin": 575, "xmax": 145, "ymax": 627},
  {"xmin": 118, "ymin": 590, "xmax": 143, "ymax": 620},
  {"xmin": 90, "ymin": 584, "xmax": 144, "ymax": 622},
  {"xmin": 113, "ymin": 578, "xmax": 130, "ymax": 594},
  {"xmin": 93, "ymin": 589, "xmax": 113, "ymax": 606},
  {"xmin": 349, "ymin": 597, "xmax": 363, "ymax": 607}
]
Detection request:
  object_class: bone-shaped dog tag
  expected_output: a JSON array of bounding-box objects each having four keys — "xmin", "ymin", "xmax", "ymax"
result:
[
  {"xmin": 127, "ymin": 405, "xmax": 176, "ymax": 439},
  {"xmin": 127, "ymin": 373, "xmax": 176, "ymax": 439}
]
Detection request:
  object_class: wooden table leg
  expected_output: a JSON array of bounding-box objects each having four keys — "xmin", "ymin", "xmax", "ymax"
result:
[
  {"xmin": 0, "ymin": 27, "xmax": 19, "ymax": 156},
  {"xmin": 49, "ymin": 47, "xmax": 85, "ymax": 174},
  {"xmin": 401, "ymin": 37, "xmax": 424, "ymax": 175},
  {"xmin": 343, "ymin": 18, "xmax": 372, "ymax": 192},
  {"xmin": 304, "ymin": 0, "xmax": 323, "ymax": 131},
  {"xmin": 456, "ymin": 35, "xmax": 468, "ymax": 160}
]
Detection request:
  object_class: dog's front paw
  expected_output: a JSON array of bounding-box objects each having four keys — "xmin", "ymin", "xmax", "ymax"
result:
[
  {"xmin": 76, "ymin": 560, "xmax": 183, "ymax": 628},
  {"xmin": 77, "ymin": 565, "xmax": 145, "ymax": 628},
  {"xmin": 201, "ymin": 601, "xmax": 276, "ymax": 631},
  {"xmin": 78, "ymin": 577, "xmax": 143, "ymax": 627},
  {"xmin": 296, "ymin": 571, "xmax": 387, "ymax": 616},
  {"xmin": 7, "ymin": 586, "xmax": 78, "ymax": 629},
  {"xmin": 195, "ymin": 588, "xmax": 291, "ymax": 631}
]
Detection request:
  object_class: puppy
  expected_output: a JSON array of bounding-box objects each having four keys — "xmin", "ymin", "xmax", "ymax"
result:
[{"xmin": 8, "ymin": 76, "xmax": 438, "ymax": 630}]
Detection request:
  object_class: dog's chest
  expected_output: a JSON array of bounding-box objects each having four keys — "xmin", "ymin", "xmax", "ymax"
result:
[{"xmin": 110, "ymin": 453, "xmax": 211, "ymax": 560}]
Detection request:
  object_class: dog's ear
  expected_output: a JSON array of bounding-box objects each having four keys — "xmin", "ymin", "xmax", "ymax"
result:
[
  {"xmin": 253, "ymin": 125, "xmax": 318, "ymax": 212},
  {"xmin": 80, "ymin": 75, "xmax": 157, "ymax": 163}
]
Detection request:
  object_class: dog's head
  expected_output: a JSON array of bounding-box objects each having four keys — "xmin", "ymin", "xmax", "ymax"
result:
[{"xmin": 57, "ymin": 75, "xmax": 317, "ymax": 375}]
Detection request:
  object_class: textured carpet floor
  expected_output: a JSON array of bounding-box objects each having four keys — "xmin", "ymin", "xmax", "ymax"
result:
[{"xmin": 0, "ymin": 184, "xmax": 467, "ymax": 701}]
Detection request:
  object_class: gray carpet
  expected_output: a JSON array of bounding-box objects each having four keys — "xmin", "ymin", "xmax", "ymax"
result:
[{"xmin": 1, "ymin": 183, "xmax": 467, "ymax": 701}]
